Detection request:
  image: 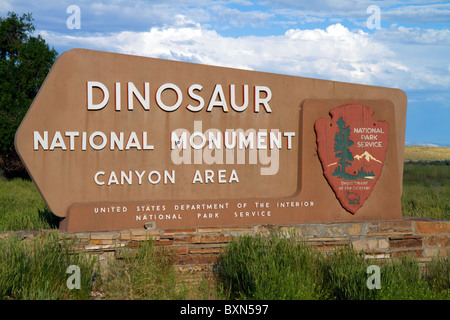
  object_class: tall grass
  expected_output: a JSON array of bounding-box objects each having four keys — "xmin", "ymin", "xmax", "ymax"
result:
[
  {"xmin": 96, "ymin": 241, "xmax": 190, "ymax": 300},
  {"xmin": 216, "ymin": 232, "xmax": 450, "ymax": 300},
  {"xmin": 0, "ymin": 233, "xmax": 218, "ymax": 300},
  {"xmin": 95, "ymin": 241, "xmax": 223, "ymax": 300},
  {"xmin": 322, "ymin": 249, "xmax": 448, "ymax": 300},
  {"xmin": 216, "ymin": 232, "xmax": 325, "ymax": 299},
  {"xmin": 401, "ymin": 163, "xmax": 450, "ymax": 220},
  {"xmin": 1, "ymin": 230, "xmax": 447, "ymax": 300},
  {"xmin": 0, "ymin": 232, "xmax": 96, "ymax": 299}
]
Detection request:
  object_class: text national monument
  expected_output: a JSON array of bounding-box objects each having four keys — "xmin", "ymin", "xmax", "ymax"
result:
[{"xmin": 15, "ymin": 49, "xmax": 407, "ymax": 233}]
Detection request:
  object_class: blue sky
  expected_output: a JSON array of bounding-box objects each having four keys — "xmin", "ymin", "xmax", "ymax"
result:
[{"xmin": 1, "ymin": 0, "xmax": 449, "ymax": 146}]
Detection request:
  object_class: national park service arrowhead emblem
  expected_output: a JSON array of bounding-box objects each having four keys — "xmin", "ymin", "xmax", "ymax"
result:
[{"xmin": 315, "ymin": 104, "xmax": 389, "ymax": 214}]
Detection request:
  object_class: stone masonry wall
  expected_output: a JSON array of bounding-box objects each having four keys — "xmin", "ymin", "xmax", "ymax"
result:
[{"xmin": 1, "ymin": 218, "xmax": 449, "ymax": 279}]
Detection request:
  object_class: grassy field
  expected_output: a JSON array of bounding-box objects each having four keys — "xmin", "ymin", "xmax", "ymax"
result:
[
  {"xmin": 402, "ymin": 163, "xmax": 449, "ymax": 220},
  {"xmin": 0, "ymin": 177, "xmax": 59, "ymax": 231},
  {"xmin": 404, "ymin": 145, "xmax": 450, "ymax": 162},
  {"xmin": 401, "ymin": 146, "xmax": 450, "ymax": 221}
]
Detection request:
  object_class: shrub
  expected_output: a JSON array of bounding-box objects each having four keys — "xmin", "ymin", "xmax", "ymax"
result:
[
  {"xmin": 97, "ymin": 241, "xmax": 188, "ymax": 300},
  {"xmin": 320, "ymin": 246, "xmax": 377, "ymax": 300},
  {"xmin": 0, "ymin": 232, "xmax": 97, "ymax": 300},
  {"xmin": 216, "ymin": 231, "xmax": 325, "ymax": 300},
  {"xmin": 216, "ymin": 231, "xmax": 450, "ymax": 300}
]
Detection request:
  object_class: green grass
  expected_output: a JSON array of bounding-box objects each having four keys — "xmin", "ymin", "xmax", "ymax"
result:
[
  {"xmin": 0, "ymin": 233, "xmax": 219, "ymax": 300},
  {"xmin": 216, "ymin": 232, "xmax": 449, "ymax": 300},
  {"xmin": 401, "ymin": 163, "xmax": 450, "ymax": 220},
  {"xmin": 96, "ymin": 241, "xmax": 189, "ymax": 300},
  {"xmin": 0, "ymin": 229, "xmax": 448, "ymax": 300},
  {"xmin": 0, "ymin": 176, "xmax": 59, "ymax": 231},
  {"xmin": 0, "ymin": 232, "xmax": 96, "ymax": 299},
  {"xmin": 401, "ymin": 146, "xmax": 450, "ymax": 220},
  {"xmin": 216, "ymin": 231, "xmax": 325, "ymax": 300},
  {"xmin": 95, "ymin": 241, "xmax": 222, "ymax": 300}
]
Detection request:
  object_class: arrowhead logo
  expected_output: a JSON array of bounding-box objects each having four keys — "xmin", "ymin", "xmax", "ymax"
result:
[{"xmin": 314, "ymin": 104, "xmax": 389, "ymax": 214}]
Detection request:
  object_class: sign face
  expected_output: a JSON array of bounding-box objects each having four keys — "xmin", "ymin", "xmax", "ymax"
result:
[
  {"xmin": 315, "ymin": 104, "xmax": 389, "ymax": 214},
  {"xmin": 15, "ymin": 49, "xmax": 407, "ymax": 232}
]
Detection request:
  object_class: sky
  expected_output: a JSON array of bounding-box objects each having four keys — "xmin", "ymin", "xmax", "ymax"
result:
[{"xmin": 1, "ymin": 0, "xmax": 449, "ymax": 147}]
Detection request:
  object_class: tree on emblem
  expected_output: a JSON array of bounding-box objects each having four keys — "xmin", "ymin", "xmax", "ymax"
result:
[{"xmin": 333, "ymin": 117, "xmax": 354, "ymax": 179}]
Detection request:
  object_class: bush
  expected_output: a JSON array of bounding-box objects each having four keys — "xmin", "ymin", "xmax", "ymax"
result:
[
  {"xmin": 0, "ymin": 232, "xmax": 97, "ymax": 299},
  {"xmin": 97, "ymin": 241, "xmax": 189, "ymax": 300},
  {"xmin": 424, "ymin": 256, "xmax": 450, "ymax": 296},
  {"xmin": 216, "ymin": 231, "xmax": 450, "ymax": 300},
  {"xmin": 320, "ymin": 247, "xmax": 376, "ymax": 300},
  {"xmin": 216, "ymin": 232, "xmax": 326, "ymax": 299}
]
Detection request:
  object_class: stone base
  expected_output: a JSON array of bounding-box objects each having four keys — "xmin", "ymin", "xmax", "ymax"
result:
[{"xmin": 4, "ymin": 218, "xmax": 449, "ymax": 279}]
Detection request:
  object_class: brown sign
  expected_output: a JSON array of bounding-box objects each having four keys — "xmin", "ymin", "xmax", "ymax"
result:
[{"xmin": 15, "ymin": 49, "xmax": 407, "ymax": 232}]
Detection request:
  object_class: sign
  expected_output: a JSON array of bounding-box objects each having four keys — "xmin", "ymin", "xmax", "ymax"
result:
[
  {"xmin": 15, "ymin": 49, "xmax": 407, "ymax": 232},
  {"xmin": 315, "ymin": 104, "xmax": 389, "ymax": 214}
]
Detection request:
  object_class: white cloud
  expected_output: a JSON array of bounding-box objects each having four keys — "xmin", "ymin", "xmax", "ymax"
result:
[
  {"xmin": 265, "ymin": 1, "xmax": 450, "ymax": 25},
  {"xmin": 370, "ymin": 25, "xmax": 450, "ymax": 89},
  {"xmin": 5, "ymin": 0, "xmax": 448, "ymax": 145},
  {"xmin": 32, "ymin": 0, "xmax": 449, "ymax": 92},
  {"xmin": 41, "ymin": 20, "xmax": 416, "ymax": 89},
  {"xmin": 382, "ymin": 3, "xmax": 450, "ymax": 24},
  {"xmin": 376, "ymin": 24, "xmax": 450, "ymax": 45}
]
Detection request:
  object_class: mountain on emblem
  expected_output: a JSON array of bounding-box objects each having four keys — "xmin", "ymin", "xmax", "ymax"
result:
[
  {"xmin": 315, "ymin": 104, "xmax": 389, "ymax": 214},
  {"xmin": 354, "ymin": 151, "xmax": 381, "ymax": 164}
]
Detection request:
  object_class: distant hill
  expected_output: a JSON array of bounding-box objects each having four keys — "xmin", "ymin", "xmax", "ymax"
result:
[{"xmin": 404, "ymin": 146, "xmax": 450, "ymax": 162}]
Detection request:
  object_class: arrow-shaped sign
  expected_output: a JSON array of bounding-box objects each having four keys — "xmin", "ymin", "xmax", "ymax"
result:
[{"xmin": 15, "ymin": 49, "xmax": 407, "ymax": 232}]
